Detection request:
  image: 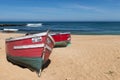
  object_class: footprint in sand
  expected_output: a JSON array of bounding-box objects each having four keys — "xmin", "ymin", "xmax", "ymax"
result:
[
  {"xmin": 105, "ymin": 71, "xmax": 114, "ymax": 76},
  {"xmin": 117, "ymin": 57, "xmax": 120, "ymax": 59}
]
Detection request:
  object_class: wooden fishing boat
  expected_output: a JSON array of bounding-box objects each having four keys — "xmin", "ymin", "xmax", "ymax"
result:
[
  {"xmin": 50, "ymin": 32, "xmax": 71, "ymax": 47},
  {"xmin": 5, "ymin": 31, "xmax": 55, "ymax": 76}
]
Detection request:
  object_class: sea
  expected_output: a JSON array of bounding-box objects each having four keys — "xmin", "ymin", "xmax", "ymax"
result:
[{"xmin": 0, "ymin": 21, "xmax": 120, "ymax": 35}]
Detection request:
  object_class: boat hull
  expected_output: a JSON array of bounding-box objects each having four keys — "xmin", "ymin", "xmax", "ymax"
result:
[
  {"xmin": 5, "ymin": 31, "xmax": 54, "ymax": 74},
  {"xmin": 51, "ymin": 32, "xmax": 71, "ymax": 47}
]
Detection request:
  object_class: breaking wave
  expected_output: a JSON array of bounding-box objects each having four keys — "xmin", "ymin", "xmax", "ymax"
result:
[{"xmin": 26, "ymin": 23, "xmax": 42, "ymax": 27}]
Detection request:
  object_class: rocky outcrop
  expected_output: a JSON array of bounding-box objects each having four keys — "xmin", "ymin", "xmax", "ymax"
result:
[{"xmin": 0, "ymin": 24, "xmax": 25, "ymax": 27}]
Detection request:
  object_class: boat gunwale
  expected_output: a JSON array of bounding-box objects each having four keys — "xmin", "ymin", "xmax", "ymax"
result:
[
  {"xmin": 50, "ymin": 32, "xmax": 71, "ymax": 36},
  {"xmin": 6, "ymin": 32, "xmax": 47, "ymax": 42}
]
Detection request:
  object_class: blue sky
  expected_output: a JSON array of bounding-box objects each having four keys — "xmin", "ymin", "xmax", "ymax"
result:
[{"xmin": 0, "ymin": 0, "xmax": 120, "ymax": 21}]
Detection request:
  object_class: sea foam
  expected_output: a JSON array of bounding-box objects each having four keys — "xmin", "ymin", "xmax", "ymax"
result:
[{"xmin": 26, "ymin": 23, "xmax": 42, "ymax": 27}]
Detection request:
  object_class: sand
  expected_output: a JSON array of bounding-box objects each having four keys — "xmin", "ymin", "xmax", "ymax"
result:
[{"xmin": 0, "ymin": 32, "xmax": 120, "ymax": 80}]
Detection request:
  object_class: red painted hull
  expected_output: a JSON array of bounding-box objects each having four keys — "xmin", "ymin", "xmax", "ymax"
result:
[
  {"xmin": 6, "ymin": 31, "xmax": 54, "ymax": 62},
  {"xmin": 50, "ymin": 32, "xmax": 71, "ymax": 47},
  {"xmin": 51, "ymin": 32, "xmax": 71, "ymax": 42}
]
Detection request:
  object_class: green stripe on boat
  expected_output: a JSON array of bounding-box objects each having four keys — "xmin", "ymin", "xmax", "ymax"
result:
[
  {"xmin": 7, "ymin": 54, "xmax": 43, "ymax": 73},
  {"xmin": 54, "ymin": 42, "xmax": 67, "ymax": 47},
  {"xmin": 54, "ymin": 41, "xmax": 70, "ymax": 47}
]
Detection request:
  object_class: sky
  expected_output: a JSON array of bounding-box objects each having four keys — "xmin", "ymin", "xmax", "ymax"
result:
[{"xmin": 0, "ymin": 0, "xmax": 120, "ymax": 21}]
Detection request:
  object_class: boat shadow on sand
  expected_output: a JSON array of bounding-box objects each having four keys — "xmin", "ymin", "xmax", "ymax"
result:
[
  {"xmin": 7, "ymin": 58, "xmax": 51, "ymax": 72},
  {"xmin": 42, "ymin": 59, "xmax": 51, "ymax": 69}
]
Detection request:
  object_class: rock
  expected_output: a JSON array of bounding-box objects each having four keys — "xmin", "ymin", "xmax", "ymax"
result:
[{"xmin": 0, "ymin": 24, "xmax": 25, "ymax": 27}]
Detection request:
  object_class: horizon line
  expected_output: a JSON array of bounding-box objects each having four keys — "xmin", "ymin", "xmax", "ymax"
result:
[{"xmin": 0, "ymin": 20, "xmax": 120, "ymax": 22}]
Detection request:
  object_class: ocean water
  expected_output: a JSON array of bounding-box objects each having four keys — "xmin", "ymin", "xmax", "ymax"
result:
[{"xmin": 0, "ymin": 21, "xmax": 120, "ymax": 35}]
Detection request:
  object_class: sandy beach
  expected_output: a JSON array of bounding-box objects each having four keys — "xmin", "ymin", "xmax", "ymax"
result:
[{"xmin": 1, "ymin": 32, "xmax": 120, "ymax": 80}]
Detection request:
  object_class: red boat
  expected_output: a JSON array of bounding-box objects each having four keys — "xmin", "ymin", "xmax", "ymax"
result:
[
  {"xmin": 5, "ymin": 31, "xmax": 55, "ymax": 76},
  {"xmin": 50, "ymin": 32, "xmax": 71, "ymax": 47}
]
